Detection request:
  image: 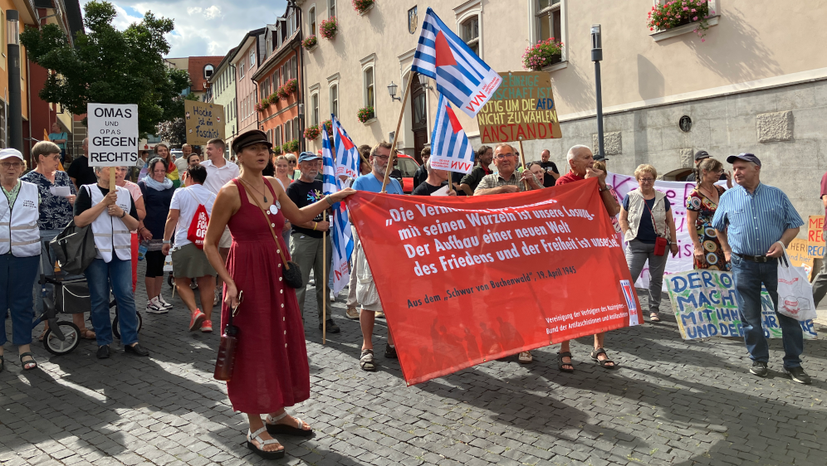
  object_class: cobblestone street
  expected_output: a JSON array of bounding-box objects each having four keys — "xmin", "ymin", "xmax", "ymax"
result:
[{"xmin": 2, "ymin": 266, "xmax": 826, "ymax": 466}]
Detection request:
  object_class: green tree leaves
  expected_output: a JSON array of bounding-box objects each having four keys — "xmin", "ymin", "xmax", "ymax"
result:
[{"xmin": 21, "ymin": 1, "xmax": 191, "ymax": 137}]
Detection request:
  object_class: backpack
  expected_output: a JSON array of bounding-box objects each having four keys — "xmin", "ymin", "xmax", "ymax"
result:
[{"xmin": 186, "ymin": 189, "xmax": 210, "ymax": 249}]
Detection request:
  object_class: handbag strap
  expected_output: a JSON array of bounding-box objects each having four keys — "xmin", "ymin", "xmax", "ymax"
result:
[
  {"xmin": 235, "ymin": 178, "xmax": 292, "ymax": 271},
  {"xmin": 642, "ymin": 195, "xmax": 662, "ymax": 237}
]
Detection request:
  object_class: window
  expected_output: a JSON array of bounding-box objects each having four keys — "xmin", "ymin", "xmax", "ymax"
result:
[
  {"xmin": 291, "ymin": 56, "xmax": 298, "ymax": 81},
  {"xmin": 293, "ymin": 117, "xmax": 300, "ymax": 142},
  {"xmin": 285, "ymin": 120, "xmax": 293, "ymax": 141},
  {"xmin": 204, "ymin": 64, "xmax": 215, "ymax": 79},
  {"xmin": 240, "ymin": 62, "xmax": 245, "ymax": 78},
  {"xmin": 311, "ymin": 92, "xmax": 319, "ymax": 126},
  {"xmin": 363, "ymin": 66, "xmax": 374, "ymax": 109},
  {"xmin": 461, "ymin": 17, "xmax": 479, "ymax": 55},
  {"xmin": 536, "ymin": 0, "xmax": 561, "ymax": 44},
  {"xmin": 275, "ymin": 126, "xmax": 282, "ymax": 147},
  {"xmin": 249, "ymin": 50, "xmax": 256, "ymax": 68},
  {"xmin": 309, "ymin": 7, "xmax": 316, "ymax": 35},
  {"xmin": 329, "ymin": 0, "xmax": 336, "ymax": 18},
  {"xmin": 329, "ymin": 84, "xmax": 338, "ymax": 117}
]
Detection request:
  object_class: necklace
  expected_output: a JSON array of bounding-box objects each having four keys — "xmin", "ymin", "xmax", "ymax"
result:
[
  {"xmin": 240, "ymin": 178, "xmax": 268, "ymax": 203},
  {"xmin": 699, "ymin": 184, "xmax": 718, "ymax": 202}
]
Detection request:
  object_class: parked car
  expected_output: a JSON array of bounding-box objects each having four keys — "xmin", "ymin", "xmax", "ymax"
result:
[{"xmin": 390, "ymin": 154, "xmax": 419, "ymax": 194}]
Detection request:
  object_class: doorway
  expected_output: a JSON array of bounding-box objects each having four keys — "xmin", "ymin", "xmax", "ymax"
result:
[{"xmin": 411, "ymin": 75, "xmax": 427, "ymax": 163}]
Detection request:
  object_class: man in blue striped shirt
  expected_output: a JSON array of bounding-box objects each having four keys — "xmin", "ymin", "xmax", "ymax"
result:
[{"xmin": 712, "ymin": 153, "xmax": 810, "ymax": 384}]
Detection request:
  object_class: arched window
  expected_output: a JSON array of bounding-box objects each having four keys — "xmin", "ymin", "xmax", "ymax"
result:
[
  {"xmin": 203, "ymin": 64, "xmax": 215, "ymax": 79},
  {"xmin": 309, "ymin": 6, "xmax": 316, "ymax": 35}
]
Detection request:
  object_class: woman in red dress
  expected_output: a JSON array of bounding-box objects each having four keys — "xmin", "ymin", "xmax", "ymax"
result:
[{"xmin": 204, "ymin": 130, "xmax": 354, "ymax": 459}]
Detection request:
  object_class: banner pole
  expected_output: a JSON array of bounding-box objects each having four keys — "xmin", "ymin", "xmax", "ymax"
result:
[
  {"xmin": 322, "ymin": 211, "xmax": 327, "ymax": 345},
  {"xmin": 381, "ymin": 77, "xmax": 414, "ymax": 193},
  {"xmin": 518, "ymin": 139, "xmax": 529, "ymax": 191}
]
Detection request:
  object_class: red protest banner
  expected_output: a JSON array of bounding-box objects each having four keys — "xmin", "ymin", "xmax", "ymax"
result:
[{"xmin": 347, "ymin": 178, "xmax": 642, "ymax": 385}]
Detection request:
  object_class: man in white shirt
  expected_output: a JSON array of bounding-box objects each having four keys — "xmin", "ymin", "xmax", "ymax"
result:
[
  {"xmin": 162, "ymin": 165, "xmax": 217, "ymax": 332},
  {"xmin": 200, "ymin": 138, "xmax": 239, "ymax": 305},
  {"xmin": 174, "ymin": 144, "xmax": 193, "ymax": 175}
]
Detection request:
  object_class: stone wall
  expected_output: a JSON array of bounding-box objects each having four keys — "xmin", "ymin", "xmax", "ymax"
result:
[{"xmin": 501, "ymin": 79, "xmax": 827, "ymax": 233}]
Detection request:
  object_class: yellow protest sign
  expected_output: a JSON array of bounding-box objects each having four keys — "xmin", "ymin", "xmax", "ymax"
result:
[
  {"xmin": 476, "ymin": 71, "xmax": 562, "ymax": 144},
  {"xmin": 185, "ymin": 100, "xmax": 225, "ymax": 146}
]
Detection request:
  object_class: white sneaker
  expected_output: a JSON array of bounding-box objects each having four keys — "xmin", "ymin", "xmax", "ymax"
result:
[
  {"xmin": 330, "ymin": 291, "xmax": 337, "ymax": 302},
  {"xmin": 146, "ymin": 297, "xmax": 168, "ymax": 314},
  {"xmin": 157, "ymin": 294, "xmax": 173, "ymax": 310}
]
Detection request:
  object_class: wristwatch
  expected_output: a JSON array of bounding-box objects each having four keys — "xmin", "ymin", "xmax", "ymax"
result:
[{"xmin": 120, "ymin": 210, "xmax": 126, "ymax": 218}]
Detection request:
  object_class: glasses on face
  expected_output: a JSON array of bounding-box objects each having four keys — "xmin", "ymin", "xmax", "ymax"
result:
[
  {"xmin": 373, "ymin": 155, "xmax": 390, "ymax": 161},
  {"xmin": 1, "ymin": 161, "xmax": 22, "ymax": 168},
  {"xmin": 638, "ymin": 178, "xmax": 655, "ymax": 183}
]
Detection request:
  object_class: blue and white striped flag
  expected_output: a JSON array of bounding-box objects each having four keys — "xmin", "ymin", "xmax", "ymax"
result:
[
  {"xmin": 322, "ymin": 124, "xmax": 354, "ymax": 294},
  {"xmin": 411, "ymin": 7, "xmax": 502, "ymax": 118},
  {"xmin": 332, "ymin": 115, "xmax": 360, "ymax": 180},
  {"xmin": 429, "ymin": 94, "xmax": 475, "ymax": 174}
]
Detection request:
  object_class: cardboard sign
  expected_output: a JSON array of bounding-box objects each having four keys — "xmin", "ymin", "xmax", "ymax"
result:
[
  {"xmin": 347, "ymin": 178, "xmax": 642, "ymax": 385},
  {"xmin": 185, "ymin": 100, "xmax": 225, "ymax": 145},
  {"xmin": 666, "ymin": 270, "xmax": 818, "ymax": 340},
  {"xmin": 476, "ymin": 71, "xmax": 562, "ymax": 144},
  {"xmin": 87, "ymin": 103, "xmax": 139, "ymax": 167}
]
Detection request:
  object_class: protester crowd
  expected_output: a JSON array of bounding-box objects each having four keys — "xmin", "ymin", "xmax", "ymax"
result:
[{"xmin": 0, "ymin": 127, "xmax": 816, "ymax": 460}]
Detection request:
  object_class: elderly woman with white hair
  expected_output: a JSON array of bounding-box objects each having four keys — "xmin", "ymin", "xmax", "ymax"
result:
[
  {"xmin": 74, "ymin": 165, "xmax": 149, "ymax": 360},
  {"xmin": 618, "ymin": 164, "xmax": 678, "ymax": 322},
  {"xmin": 0, "ymin": 148, "xmax": 41, "ymax": 371}
]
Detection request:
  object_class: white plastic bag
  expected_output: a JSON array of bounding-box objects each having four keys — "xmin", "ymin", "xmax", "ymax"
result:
[
  {"xmin": 776, "ymin": 247, "xmax": 817, "ymax": 322},
  {"xmin": 162, "ymin": 253, "xmax": 173, "ymax": 273}
]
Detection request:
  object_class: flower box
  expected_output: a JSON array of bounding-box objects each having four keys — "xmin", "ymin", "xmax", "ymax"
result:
[
  {"xmin": 357, "ymin": 106, "xmax": 375, "ymax": 123},
  {"xmin": 302, "ymin": 35, "xmax": 318, "ymax": 50},
  {"xmin": 320, "ymin": 17, "xmax": 337, "ymax": 40},
  {"xmin": 284, "ymin": 78, "xmax": 298, "ymax": 95},
  {"xmin": 353, "ymin": 0, "xmax": 374, "ymax": 15},
  {"xmin": 304, "ymin": 125, "xmax": 321, "ymax": 140},
  {"xmin": 321, "ymin": 119, "xmax": 333, "ymax": 136},
  {"xmin": 648, "ymin": 0, "xmax": 714, "ymax": 41},
  {"xmin": 522, "ymin": 37, "xmax": 563, "ymax": 71}
]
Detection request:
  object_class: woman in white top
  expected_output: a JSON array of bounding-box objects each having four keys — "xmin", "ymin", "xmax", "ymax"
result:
[
  {"xmin": 0, "ymin": 149, "xmax": 41, "ymax": 371},
  {"xmin": 74, "ymin": 166, "xmax": 148, "ymax": 360},
  {"xmin": 274, "ymin": 156, "xmax": 293, "ymax": 246}
]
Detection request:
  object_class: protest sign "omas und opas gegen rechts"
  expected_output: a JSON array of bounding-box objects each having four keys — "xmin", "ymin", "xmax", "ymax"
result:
[{"xmin": 87, "ymin": 103, "xmax": 139, "ymax": 167}]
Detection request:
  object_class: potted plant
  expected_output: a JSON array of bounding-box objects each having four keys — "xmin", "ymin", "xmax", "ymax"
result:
[
  {"xmin": 321, "ymin": 119, "xmax": 333, "ymax": 136},
  {"xmin": 284, "ymin": 78, "xmax": 298, "ymax": 95},
  {"xmin": 285, "ymin": 139, "xmax": 300, "ymax": 153},
  {"xmin": 647, "ymin": 0, "xmax": 714, "ymax": 40},
  {"xmin": 353, "ymin": 0, "xmax": 374, "ymax": 15},
  {"xmin": 304, "ymin": 125, "xmax": 321, "ymax": 140},
  {"xmin": 269, "ymin": 92, "xmax": 280, "ymax": 104},
  {"xmin": 521, "ymin": 37, "xmax": 564, "ymax": 71},
  {"xmin": 277, "ymin": 85, "xmax": 289, "ymax": 100},
  {"xmin": 320, "ymin": 17, "xmax": 337, "ymax": 40},
  {"xmin": 302, "ymin": 35, "xmax": 317, "ymax": 50},
  {"xmin": 273, "ymin": 145, "xmax": 283, "ymax": 155},
  {"xmin": 357, "ymin": 106, "xmax": 375, "ymax": 123}
]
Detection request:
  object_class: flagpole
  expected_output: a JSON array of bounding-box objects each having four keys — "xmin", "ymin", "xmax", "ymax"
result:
[
  {"xmin": 322, "ymin": 210, "xmax": 327, "ymax": 345},
  {"xmin": 518, "ymin": 139, "xmax": 529, "ymax": 191},
  {"xmin": 381, "ymin": 77, "xmax": 414, "ymax": 193}
]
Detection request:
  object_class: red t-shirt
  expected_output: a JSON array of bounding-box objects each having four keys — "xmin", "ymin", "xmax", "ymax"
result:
[
  {"xmin": 821, "ymin": 172, "xmax": 827, "ymax": 231},
  {"xmin": 555, "ymin": 172, "xmax": 585, "ymax": 186}
]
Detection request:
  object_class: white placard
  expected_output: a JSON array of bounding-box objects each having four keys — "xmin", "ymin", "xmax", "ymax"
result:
[{"xmin": 87, "ymin": 103, "xmax": 139, "ymax": 167}]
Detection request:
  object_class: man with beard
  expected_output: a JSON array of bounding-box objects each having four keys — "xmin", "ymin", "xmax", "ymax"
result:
[
  {"xmin": 286, "ymin": 152, "xmax": 339, "ymax": 334},
  {"xmin": 351, "ymin": 142, "xmax": 403, "ymax": 371}
]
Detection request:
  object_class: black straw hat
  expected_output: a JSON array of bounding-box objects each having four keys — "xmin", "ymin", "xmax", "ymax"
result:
[{"xmin": 232, "ymin": 130, "xmax": 272, "ymax": 154}]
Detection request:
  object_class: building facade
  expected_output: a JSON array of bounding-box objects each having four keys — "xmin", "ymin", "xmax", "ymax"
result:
[
  {"xmin": 207, "ymin": 48, "xmax": 238, "ymax": 154},
  {"xmin": 231, "ymin": 28, "xmax": 266, "ymax": 141},
  {"xmin": 298, "ymin": 0, "xmax": 827, "ymax": 218},
  {"xmin": 253, "ymin": 9, "xmax": 302, "ymax": 156}
]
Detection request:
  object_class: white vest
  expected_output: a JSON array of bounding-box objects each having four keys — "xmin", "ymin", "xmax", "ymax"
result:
[
  {"xmin": 85, "ymin": 184, "xmax": 132, "ymax": 263},
  {"xmin": 624, "ymin": 190, "xmax": 668, "ymax": 243},
  {"xmin": 0, "ymin": 181, "xmax": 41, "ymax": 257}
]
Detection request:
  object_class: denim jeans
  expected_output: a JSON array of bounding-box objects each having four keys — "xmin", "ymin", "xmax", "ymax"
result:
[
  {"xmin": 1, "ymin": 253, "xmax": 40, "ymax": 346},
  {"xmin": 625, "ymin": 239, "xmax": 669, "ymax": 313},
  {"xmin": 731, "ymin": 254, "xmax": 803, "ymax": 368},
  {"xmin": 84, "ymin": 257, "xmax": 140, "ymax": 347}
]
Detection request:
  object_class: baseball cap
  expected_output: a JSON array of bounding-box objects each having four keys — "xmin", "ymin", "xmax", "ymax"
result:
[
  {"xmin": 0, "ymin": 148, "xmax": 24, "ymax": 161},
  {"xmin": 298, "ymin": 151, "xmax": 322, "ymax": 163},
  {"xmin": 694, "ymin": 150, "xmax": 710, "ymax": 161},
  {"xmin": 726, "ymin": 153, "xmax": 761, "ymax": 167}
]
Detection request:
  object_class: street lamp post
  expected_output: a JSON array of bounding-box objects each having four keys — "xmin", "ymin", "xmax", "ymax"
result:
[
  {"xmin": 591, "ymin": 24, "xmax": 605, "ymax": 161},
  {"xmin": 7, "ymin": 11, "xmax": 22, "ymax": 151}
]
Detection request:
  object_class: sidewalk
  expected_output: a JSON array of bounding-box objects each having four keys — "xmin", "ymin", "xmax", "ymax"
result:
[{"xmin": 1, "ymin": 266, "xmax": 826, "ymax": 465}]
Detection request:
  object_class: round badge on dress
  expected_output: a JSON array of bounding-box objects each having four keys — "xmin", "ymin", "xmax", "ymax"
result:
[
  {"xmin": 275, "ymin": 200, "xmax": 281, "ymax": 210},
  {"xmin": 269, "ymin": 204, "xmax": 279, "ymax": 215}
]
